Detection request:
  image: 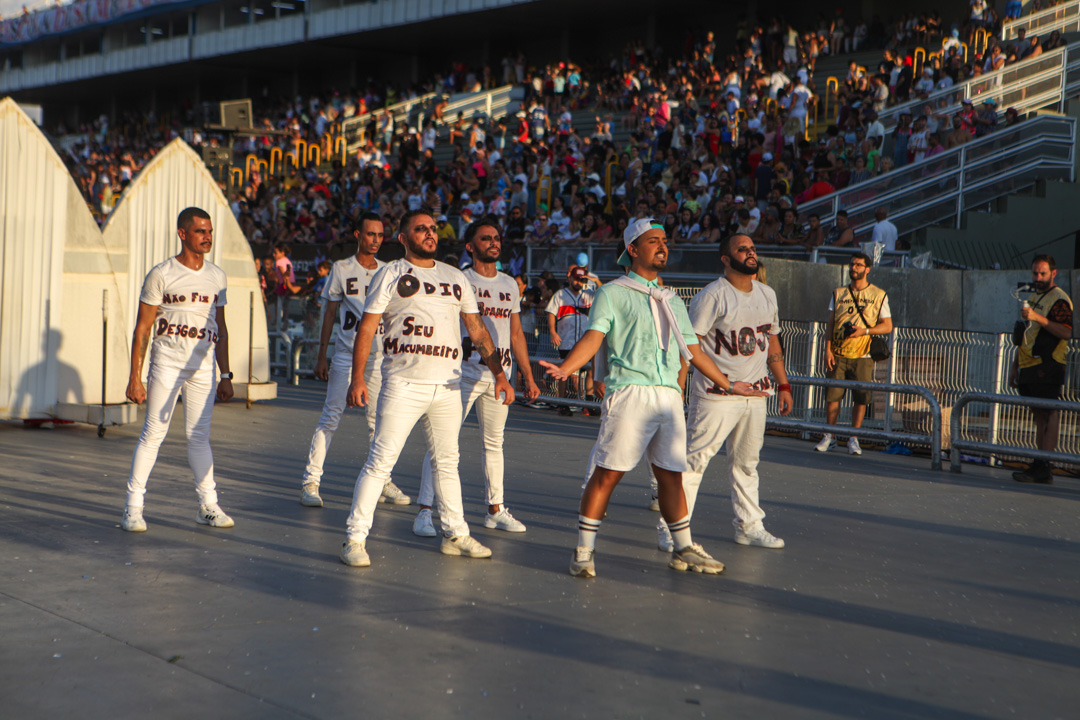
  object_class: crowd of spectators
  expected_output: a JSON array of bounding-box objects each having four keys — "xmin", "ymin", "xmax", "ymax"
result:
[{"xmin": 53, "ymin": 1, "xmax": 1064, "ymax": 294}]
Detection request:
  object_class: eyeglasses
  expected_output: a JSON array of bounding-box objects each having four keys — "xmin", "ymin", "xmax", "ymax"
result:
[{"xmin": 850, "ymin": 262, "xmax": 867, "ymax": 268}]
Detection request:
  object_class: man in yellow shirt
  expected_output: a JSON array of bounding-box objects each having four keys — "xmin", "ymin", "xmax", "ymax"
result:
[
  {"xmin": 816, "ymin": 253, "xmax": 892, "ymax": 456},
  {"xmin": 1010, "ymin": 255, "xmax": 1073, "ymax": 484}
]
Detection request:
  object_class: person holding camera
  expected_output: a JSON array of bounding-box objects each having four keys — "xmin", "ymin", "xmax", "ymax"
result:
[
  {"xmin": 1010, "ymin": 255, "xmax": 1074, "ymax": 484},
  {"xmin": 816, "ymin": 253, "xmax": 893, "ymax": 455}
]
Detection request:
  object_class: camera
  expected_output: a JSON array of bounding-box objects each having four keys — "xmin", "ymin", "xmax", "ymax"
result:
[{"xmin": 841, "ymin": 322, "xmax": 857, "ymax": 338}]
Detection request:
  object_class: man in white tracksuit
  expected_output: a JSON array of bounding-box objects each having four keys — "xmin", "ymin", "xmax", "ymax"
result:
[
  {"xmin": 120, "ymin": 207, "xmax": 235, "ymax": 532},
  {"xmin": 658, "ymin": 233, "xmax": 793, "ymax": 552},
  {"xmin": 339, "ymin": 210, "xmax": 515, "ymax": 567},
  {"xmin": 412, "ymin": 216, "xmax": 541, "ymax": 537},
  {"xmin": 299, "ymin": 212, "xmax": 410, "ymax": 508}
]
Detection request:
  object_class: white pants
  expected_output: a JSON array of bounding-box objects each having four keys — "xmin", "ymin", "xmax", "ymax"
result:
[
  {"xmin": 302, "ymin": 354, "xmax": 382, "ymax": 486},
  {"xmin": 126, "ymin": 363, "xmax": 218, "ymax": 508},
  {"xmin": 419, "ymin": 374, "xmax": 509, "ymax": 507},
  {"xmin": 345, "ymin": 378, "xmax": 469, "ymax": 541},
  {"xmin": 683, "ymin": 394, "xmax": 768, "ymax": 532}
]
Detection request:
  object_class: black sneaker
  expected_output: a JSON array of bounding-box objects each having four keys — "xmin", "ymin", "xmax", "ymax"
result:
[
  {"xmin": 1013, "ymin": 461, "xmax": 1053, "ymax": 485},
  {"xmin": 558, "ymin": 406, "xmax": 573, "ymax": 416}
]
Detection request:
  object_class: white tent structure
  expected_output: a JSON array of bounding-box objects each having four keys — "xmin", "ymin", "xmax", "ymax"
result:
[
  {"xmin": 102, "ymin": 137, "xmax": 275, "ymax": 403},
  {"xmin": 0, "ymin": 97, "xmax": 131, "ymax": 424},
  {"xmin": 0, "ymin": 100, "xmax": 274, "ymax": 425}
]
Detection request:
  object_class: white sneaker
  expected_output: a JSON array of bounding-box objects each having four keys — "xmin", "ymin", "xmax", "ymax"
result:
[
  {"xmin": 340, "ymin": 540, "xmax": 371, "ymax": 567},
  {"xmin": 380, "ymin": 481, "xmax": 412, "ymax": 505},
  {"xmin": 569, "ymin": 546, "xmax": 596, "ymax": 578},
  {"xmin": 669, "ymin": 543, "xmax": 725, "ymax": 574},
  {"xmin": 300, "ymin": 483, "xmax": 323, "ymax": 507},
  {"xmin": 120, "ymin": 506, "xmax": 146, "ymax": 532},
  {"xmin": 657, "ymin": 523, "xmax": 674, "ymax": 552},
  {"xmin": 196, "ymin": 504, "xmax": 235, "ymax": 528},
  {"xmin": 815, "ymin": 433, "xmax": 836, "ymax": 452},
  {"xmin": 848, "ymin": 437, "xmax": 862, "ymax": 455},
  {"xmin": 647, "ymin": 495, "xmax": 660, "ymax": 512},
  {"xmin": 484, "ymin": 507, "xmax": 526, "ymax": 532},
  {"xmin": 734, "ymin": 526, "xmax": 785, "ymax": 549},
  {"xmin": 440, "ymin": 535, "xmax": 492, "ymax": 558},
  {"xmin": 412, "ymin": 508, "xmax": 437, "ymax": 537}
]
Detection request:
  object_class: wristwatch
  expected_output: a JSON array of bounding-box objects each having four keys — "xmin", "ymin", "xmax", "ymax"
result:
[{"xmin": 220, "ymin": 372, "xmax": 234, "ymax": 380}]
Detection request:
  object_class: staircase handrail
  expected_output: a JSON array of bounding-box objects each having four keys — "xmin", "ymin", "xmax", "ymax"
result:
[
  {"xmin": 798, "ymin": 115, "xmax": 1076, "ymax": 242},
  {"xmin": 341, "ymin": 91, "xmax": 439, "ymax": 147},
  {"xmin": 1002, "ymin": 0, "xmax": 1080, "ymax": 40},
  {"xmin": 418, "ymin": 84, "xmax": 523, "ymax": 136},
  {"xmin": 874, "ymin": 44, "xmax": 1074, "ymax": 134}
]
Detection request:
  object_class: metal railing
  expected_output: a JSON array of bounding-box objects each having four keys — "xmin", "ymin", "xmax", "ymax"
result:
[
  {"xmin": 417, "ymin": 85, "xmax": 524, "ymax": 136},
  {"xmin": 876, "ymin": 44, "xmax": 1075, "ymax": 134},
  {"xmin": 341, "ymin": 91, "xmax": 438, "ymax": 148},
  {"xmin": 1003, "ymin": 1, "xmax": 1080, "ymax": 40},
  {"xmin": 769, "ymin": 377, "xmax": 942, "ymax": 470},
  {"xmin": 950, "ymin": 392, "xmax": 1080, "ymax": 472},
  {"xmin": 798, "ymin": 114, "xmax": 1076, "ymax": 241}
]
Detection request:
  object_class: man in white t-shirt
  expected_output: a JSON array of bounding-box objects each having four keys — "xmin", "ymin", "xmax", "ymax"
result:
[
  {"xmin": 120, "ymin": 207, "xmax": 235, "ymax": 533},
  {"xmin": 339, "ymin": 210, "xmax": 515, "ymax": 567},
  {"xmin": 413, "ymin": 217, "xmax": 541, "ymax": 537},
  {"xmin": 658, "ymin": 233, "xmax": 793, "ymax": 552},
  {"xmin": 299, "ymin": 212, "xmax": 410, "ymax": 508},
  {"xmin": 546, "ymin": 266, "xmax": 596, "ymax": 415},
  {"xmin": 870, "ymin": 206, "xmax": 898, "ymax": 252}
]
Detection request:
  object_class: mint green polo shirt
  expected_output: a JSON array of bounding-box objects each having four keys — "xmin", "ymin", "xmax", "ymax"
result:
[{"xmin": 587, "ymin": 272, "xmax": 699, "ymax": 392}]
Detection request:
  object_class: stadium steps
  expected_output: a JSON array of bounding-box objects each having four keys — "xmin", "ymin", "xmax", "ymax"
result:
[{"xmin": 916, "ymin": 178, "xmax": 1080, "ymax": 269}]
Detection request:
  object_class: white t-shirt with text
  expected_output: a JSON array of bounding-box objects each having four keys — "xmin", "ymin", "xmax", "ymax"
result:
[
  {"xmin": 140, "ymin": 257, "xmax": 227, "ymax": 371},
  {"xmin": 324, "ymin": 255, "xmax": 385, "ymax": 363},
  {"xmin": 461, "ymin": 268, "xmax": 519, "ymax": 381},
  {"xmin": 363, "ymin": 259, "xmax": 479, "ymax": 384},
  {"xmin": 688, "ymin": 277, "xmax": 779, "ymax": 398}
]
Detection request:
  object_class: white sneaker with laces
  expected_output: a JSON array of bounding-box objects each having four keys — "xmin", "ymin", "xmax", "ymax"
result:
[
  {"xmin": 380, "ymin": 481, "xmax": 411, "ymax": 505},
  {"xmin": 569, "ymin": 546, "xmax": 596, "ymax": 577},
  {"xmin": 657, "ymin": 523, "xmax": 674, "ymax": 552},
  {"xmin": 848, "ymin": 437, "xmax": 862, "ymax": 455},
  {"xmin": 648, "ymin": 495, "xmax": 660, "ymax": 512},
  {"xmin": 196, "ymin": 504, "xmax": 235, "ymax": 528},
  {"xmin": 440, "ymin": 535, "xmax": 492, "ymax": 558},
  {"xmin": 484, "ymin": 507, "xmax": 526, "ymax": 532},
  {"xmin": 340, "ymin": 540, "xmax": 371, "ymax": 567},
  {"xmin": 815, "ymin": 433, "xmax": 835, "ymax": 452},
  {"xmin": 735, "ymin": 526, "xmax": 785, "ymax": 549},
  {"xmin": 120, "ymin": 506, "xmax": 146, "ymax": 532},
  {"xmin": 412, "ymin": 508, "xmax": 437, "ymax": 537},
  {"xmin": 300, "ymin": 483, "xmax": 323, "ymax": 507}
]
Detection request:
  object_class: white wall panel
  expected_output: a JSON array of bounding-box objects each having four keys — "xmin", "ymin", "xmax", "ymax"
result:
[{"xmin": 102, "ymin": 139, "xmax": 271, "ymax": 387}]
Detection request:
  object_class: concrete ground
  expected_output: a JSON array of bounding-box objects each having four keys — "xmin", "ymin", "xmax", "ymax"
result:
[{"xmin": 1, "ymin": 380, "xmax": 1077, "ymax": 719}]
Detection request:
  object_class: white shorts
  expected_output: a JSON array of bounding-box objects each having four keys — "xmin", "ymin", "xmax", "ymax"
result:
[{"xmin": 592, "ymin": 384, "xmax": 687, "ymax": 473}]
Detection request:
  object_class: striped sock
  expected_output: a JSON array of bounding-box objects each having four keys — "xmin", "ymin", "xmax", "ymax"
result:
[
  {"xmin": 667, "ymin": 515, "xmax": 692, "ymax": 550},
  {"xmin": 578, "ymin": 515, "xmax": 602, "ymax": 550}
]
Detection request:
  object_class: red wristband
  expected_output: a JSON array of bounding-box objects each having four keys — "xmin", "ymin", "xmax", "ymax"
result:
[{"xmin": 777, "ymin": 383, "xmax": 792, "ymax": 393}]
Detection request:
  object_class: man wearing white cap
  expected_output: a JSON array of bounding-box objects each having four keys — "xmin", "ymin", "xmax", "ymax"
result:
[{"xmin": 542, "ymin": 219, "xmax": 766, "ymax": 578}]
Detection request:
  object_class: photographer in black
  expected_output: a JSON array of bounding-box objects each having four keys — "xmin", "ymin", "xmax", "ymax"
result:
[
  {"xmin": 816, "ymin": 252, "xmax": 893, "ymax": 456},
  {"xmin": 1010, "ymin": 255, "xmax": 1074, "ymax": 484}
]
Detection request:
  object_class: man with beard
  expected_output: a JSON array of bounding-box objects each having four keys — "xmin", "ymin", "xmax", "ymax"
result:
[
  {"xmin": 1010, "ymin": 255, "xmax": 1073, "ymax": 484},
  {"xmin": 413, "ymin": 217, "xmax": 542, "ymax": 536},
  {"xmin": 542, "ymin": 219, "xmax": 766, "ymax": 579},
  {"xmin": 339, "ymin": 210, "xmax": 515, "ymax": 567},
  {"xmin": 816, "ymin": 252, "xmax": 892, "ymax": 456},
  {"xmin": 299, "ymin": 212, "xmax": 411, "ymax": 508},
  {"xmin": 657, "ymin": 233, "xmax": 793, "ymax": 553}
]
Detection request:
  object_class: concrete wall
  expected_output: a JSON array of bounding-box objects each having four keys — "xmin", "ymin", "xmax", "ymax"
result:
[{"xmin": 764, "ymin": 257, "xmax": 1074, "ymax": 334}]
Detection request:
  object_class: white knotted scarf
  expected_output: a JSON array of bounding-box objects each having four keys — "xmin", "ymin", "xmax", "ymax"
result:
[{"xmin": 610, "ymin": 275, "xmax": 693, "ymax": 361}]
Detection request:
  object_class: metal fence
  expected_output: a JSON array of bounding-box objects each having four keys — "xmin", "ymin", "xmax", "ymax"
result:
[
  {"xmin": 269, "ymin": 283, "xmax": 1080, "ymax": 466},
  {"xmin": 1002, "ymin": 0, "xmax": 1080, "ymax": 40}
]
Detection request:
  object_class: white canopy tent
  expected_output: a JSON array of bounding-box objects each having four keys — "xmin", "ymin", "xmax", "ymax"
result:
[{"xmin": 0, "ymin": 100, "xmax": 274, "ymax": 424}]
